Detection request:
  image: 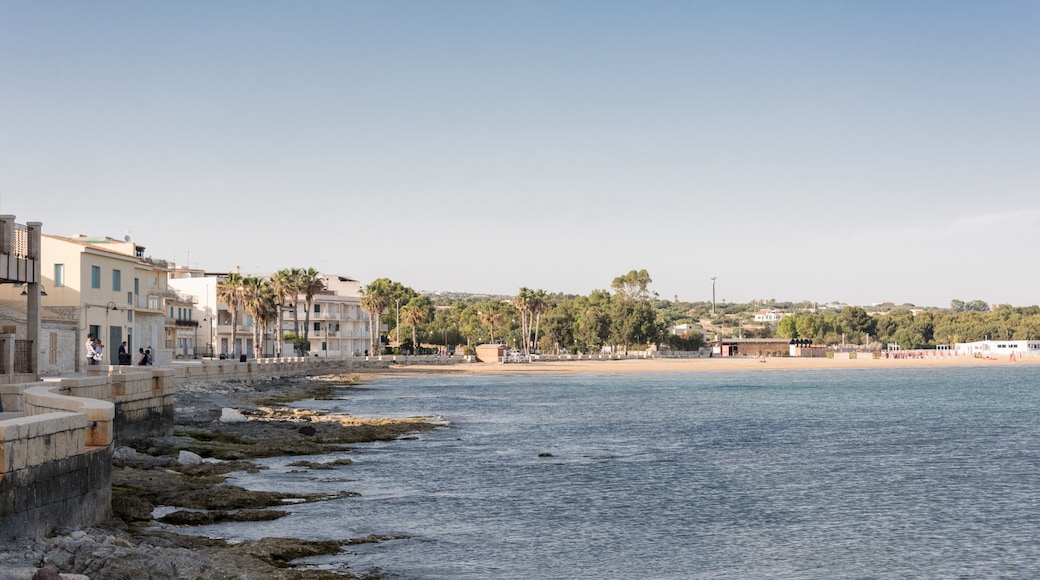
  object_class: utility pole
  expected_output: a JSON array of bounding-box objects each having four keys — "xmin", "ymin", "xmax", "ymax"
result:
[{"xmin": 710, "ymin": 276, "xmax": 717, "ymax": 317}]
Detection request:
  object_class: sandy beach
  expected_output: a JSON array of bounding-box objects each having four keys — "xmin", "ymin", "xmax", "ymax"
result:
[{"xmin": 396, "ymin": 354, "xmax": 1039, "ymax": 375}]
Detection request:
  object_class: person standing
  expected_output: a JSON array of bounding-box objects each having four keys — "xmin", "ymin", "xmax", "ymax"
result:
[
  {"xmin": 137, "ymin": 348, "xmax": 148, "ymax": 366},
  {"xmin": 93, "ymin": 340, "xmax": 105, "ymax": 365},
  {"xmin": 86, "ymin": 334, "xmax": 97, "ymax": 366}
]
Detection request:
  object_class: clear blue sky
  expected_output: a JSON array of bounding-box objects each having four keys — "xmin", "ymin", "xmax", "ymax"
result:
[{"xmin": 2, "ymin": 1, "xmax": 1038, "ymax": 307}]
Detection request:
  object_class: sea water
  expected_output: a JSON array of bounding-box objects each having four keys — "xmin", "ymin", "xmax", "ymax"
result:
[{"xmin": 178, "ymin": 366, "xmax": 1040, "ymax": 579}]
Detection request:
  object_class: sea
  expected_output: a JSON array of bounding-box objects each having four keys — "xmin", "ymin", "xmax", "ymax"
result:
[{"xmin": 168, "ymin": 366, "xmax": 1040, "ymax": 579}]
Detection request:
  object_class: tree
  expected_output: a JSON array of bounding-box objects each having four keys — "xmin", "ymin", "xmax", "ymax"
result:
[
  {"xmin": 840, "ymin": 306, "xmax": 876, "ymax": 338},
  {"xmin": 611, "ymin": 299, "xmax": 658, "ymax": 353},
  {"xmin": 576, "ymin": 290, "xmax": 612, "ymax": 351},
  {"xmin": 360, "ymin": 278, "xmax": 395, "ymax": 354},
  {"xmin": 542, "ymin": 303, "xmax": 576, "ymax": 354},
  {"xmin": 401, "ymin": 296, "xmax": 433, "ymax": 353},
  {"xmin": 242, "ymin": 276, "xmax": 276, "ymax": 358},
  {"xmin": 776, "ymin": 314, "xmax": 798, "ymax": 338},
  {"xmin": 610, "ymin": 269, "xmax": 653, "ymax": 301},
  {"xmin": 269, "ymin": 269, "xmax": 298, "ymax": 357},
  {"xmin": 216, "ymin": 271, "xmax": 244, "ymax": 356},
  {"xmin": 531, "ymin": 289, "xmax": 549, "ymax": 353},
  {"xmin": 478, "ymin": 300, "xmax": 507, "ymax": 344},
  {"xmin": 513, "ymin": 288, "xmax": 534, "ymax": 354},
  {"xmin": 298, "ymin": 268, "xmax": 325, "ymax": 352}
]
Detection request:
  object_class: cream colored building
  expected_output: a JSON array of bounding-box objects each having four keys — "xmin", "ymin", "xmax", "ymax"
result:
[
  {"xmin": 298, "ymin": 274, "xmax": 369, "ymax": 358},
  {"xmin": 0, "ymin": 234, "xmax": 197, "ymax": 369}
]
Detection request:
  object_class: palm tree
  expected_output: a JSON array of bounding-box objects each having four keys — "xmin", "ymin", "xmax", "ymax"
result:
[
  {"xmin": 359, "ymin": 288, "xmax": 381, "ymax": 355},
  {"xmin": 216, "ymin": 271, "xmax": 244, "ymax": 357},
  {"xmin": 514, "ymin": 287, "xmax": 533, "ymax": 354},
  {"xmin": 361, "ymin": 278, "xmax": 394, "ymax": 354},
  {"xmin": 531, "ymin": 289, "xmax": 549, "ymax": 353},
  {"xmin": 478, "ymin": 300, "xmax": 506, "ymax": 344},
  {"xmin": 242, "ymin": 276, "xmax": 275, "ymax": 358},
  {"xmin": 269, "ymin": 269, "xmax": 297, "ymax": 357},
  {"xmin": 401, "ymin": 296, "xmax": 432, "ymax": 354},
  {"xmin": 299, "ymin": 268, "xmax": 325, "ymax": 352}
]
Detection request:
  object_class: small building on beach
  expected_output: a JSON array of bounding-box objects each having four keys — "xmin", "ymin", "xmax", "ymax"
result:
[{"xmin": 953, "ymin": 340, "xmax": 1040, "ymax": 358}]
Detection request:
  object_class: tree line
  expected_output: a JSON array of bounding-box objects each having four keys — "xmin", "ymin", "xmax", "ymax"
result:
[{"xmin": 217, "ymin": 266, "xmax": 1039, "ymax": 356}]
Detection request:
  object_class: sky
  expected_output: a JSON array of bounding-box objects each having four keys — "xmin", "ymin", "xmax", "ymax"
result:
[{"xmin": 2, "ymin": 1, "xmax": 1038, "ymax": 307}]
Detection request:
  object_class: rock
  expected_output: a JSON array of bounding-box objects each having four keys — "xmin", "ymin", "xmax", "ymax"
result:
[
  {"xmin": 111, "ymin": 493, "xmax": 154, "ymax": 522},
  {"xmin": 31, "ymin": 568, "xmax": 61, "ymax": 580},
  {"xmin": 219, "ymin": 408, "xmax": 249, "ymax": 423},
  {"xmin": 298, "ymin": 425, "xmax": 317, "ymax": 436},
  {"xmin": 112, "ymin": 446, "xmax": 149, "ymax": 462},
  {"xmin": 538, "ymin": 452, "xmax": 554, "ymax": 457},
  {"xmin": 178, "ymin": 450, "xmax": 204, "ymax": 465},
  {"xmin": 59, "ymin": 575, "xmax": 90, "ymax": 580},
  {"xmin": 68, "ymin": 531, "xmax": 86, "ymax": 540},
  {"xmin": 3, "ymin": 567, "xmax": 39, "ymax": 580}
]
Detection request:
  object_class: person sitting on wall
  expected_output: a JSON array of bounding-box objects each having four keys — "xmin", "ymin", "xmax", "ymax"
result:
[{"xmin": 138, "ymin": 347, "xmax": 148, "ymax": 366}]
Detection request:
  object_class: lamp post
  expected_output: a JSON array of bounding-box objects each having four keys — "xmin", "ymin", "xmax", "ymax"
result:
[
  {"xmin": 395, "ymin": 298, "xmax": 401, "ymax": 346},
  {"xmin": 202, "ymin": 317, "xmax": 209, "ymax": 358}
]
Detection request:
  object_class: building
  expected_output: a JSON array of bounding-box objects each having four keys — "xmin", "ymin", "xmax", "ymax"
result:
[
  {"xmin": 753, "ymin": 308, "xmax": 789, "ymax": 323},
  {"xmin": 953, "ymin": 340, "xmax": 1040, "ymax": 358},
  {"xmin": 167, "ymin": 267, "xmax": 219, "ymax": 358},
  {"xmin": 299, "ymin": 274, "xmax": 368, "ymax": 357},
  {"xmin": 169, "ymin": 270, "xmax": 370, "ymax": 359},
  {"xmin": 0, "ymin": 216, "xmax": 43, "ymax": 380},
  {"xmin": 669, "ymin": 323, "xmax": 704, "ymax": 336},
  {"xmin": 0, "ymin": 299, "xmax": 78, "ymax": 376},
  {"xmin": 712, "ymin": 338, "xmax": 793, "ymax": 357},
  {"xmin": 0, "ymin": 233, "xmax": 197, "ymax": 369}
]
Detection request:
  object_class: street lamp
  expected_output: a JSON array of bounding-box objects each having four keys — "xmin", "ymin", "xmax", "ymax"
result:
[
  {"xmin": 395, "ymin": 298, "xmax": 401, "ymax": 346},
  {"xmin": 202, "ymin": 317, "xmax": 209, "ymax": 358}
]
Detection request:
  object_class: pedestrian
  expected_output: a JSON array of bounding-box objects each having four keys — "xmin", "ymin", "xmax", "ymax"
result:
[
  {"xmin": 93, "ymin": 340, "xmax": 105, "ymax": 364},
  {"xmin": 86, "ymin": 333, "xmax": 97, "ymax": 366},
  {"xmin": 145, "ymin": 349, "xmax": 153, "ymax": 366},
  {"xmin": 137, "ymin": 348, "xmax": 147, "ymax": 366}
]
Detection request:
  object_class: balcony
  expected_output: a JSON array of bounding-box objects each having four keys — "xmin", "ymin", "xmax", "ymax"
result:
[{"xmin": 0, "ymin": 218, "xmax": 38, "ymax": 284}]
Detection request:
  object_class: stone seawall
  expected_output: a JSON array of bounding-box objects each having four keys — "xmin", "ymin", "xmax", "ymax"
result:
[
  {"xmin": 0, "ymin": 404, "xmax": 113, "ymax": 541},
  {"xmin": 0, "ymin": 354, "xmax": 476, "ymax": 541}
]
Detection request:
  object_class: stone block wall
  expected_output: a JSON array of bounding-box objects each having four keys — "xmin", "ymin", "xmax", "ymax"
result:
[{"xmin": 0, "ymin": 410, "xmax": 112, "ymax": 541}]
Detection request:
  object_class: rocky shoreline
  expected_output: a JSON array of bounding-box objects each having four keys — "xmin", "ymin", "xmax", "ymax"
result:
[{"xmin": 1, "ymin": 374, "xmax": 437, "ymax": 579}]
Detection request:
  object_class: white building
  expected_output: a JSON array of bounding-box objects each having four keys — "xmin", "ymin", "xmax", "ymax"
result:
[
  {"xmin": 753, "ymin": 308, "xmax": 789, "ymax": 323},
  {"xmin": 169, "ymin": 270, "xmax": 371, "ymax": 359},
  {"xmin": 299, "ymin": 274, "xmax": 369, "ymax": 358},
  {"xmin": 669, "ymin": 323, "xmax": 704, "ymax": 337},
  {"xmin": 953, "ymin": 340, "xmax": 1040, "ymax": 358}
]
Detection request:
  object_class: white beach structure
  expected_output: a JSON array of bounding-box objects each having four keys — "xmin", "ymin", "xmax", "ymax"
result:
[{"xmin": 953, "ymin": 340, "xmax": 1040, "ymax": 358}]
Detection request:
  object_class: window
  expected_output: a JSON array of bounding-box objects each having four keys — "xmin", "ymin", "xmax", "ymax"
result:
[
  {"xmin": 112, "ymin": 269, "xmax": 121, "ymax": 291},
  {"xmin": 314, "ymin": 322, "xmax": 321, "ymax": 332},
  {"xmin": 91, "ymin": 266, "xmax": 101, "ymax": 289},
  {"xmin": 314, "ymin": 304, "xmax": 321, "ymax": 313},
  {"xmin": 54, "ymin": 264, "xmax": 65, "ymax": 287}
]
